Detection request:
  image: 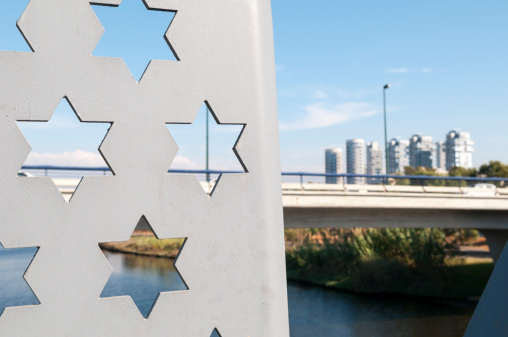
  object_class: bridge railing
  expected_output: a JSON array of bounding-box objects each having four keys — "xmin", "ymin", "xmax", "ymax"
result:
[
  {"xmin": 20, "ymin": 165, "xmax": 508, "ymax": 191},
  {"xmin": 20, "ymin": 165, "xmax": 239, "ymax": 183},
  {"xmin": 281, "ymin": 172, "xmax": 508, "ymax": 187}
]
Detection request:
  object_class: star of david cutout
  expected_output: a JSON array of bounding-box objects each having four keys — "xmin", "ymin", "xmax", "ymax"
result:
[
  {"xmin": 0, "ymin": 244, "xmax": 40, "ymax": 315},
  {"xmin": 99, "ymin": 216, "xmax": 187, "ymax": 318},
  {"xmin": 166, "ymin": 101, "xmax": 246, "ymax": 196},
  {"xmin": 16, "ymin": 97, "xmax": 112, "ymax": 202},
  {"xmin": 91, "ymin": 0, "xmax": 178, "ymax": 81},
  {"xmin": 210, "ymin": 328, "xmax": 222, "ymax": 337}
]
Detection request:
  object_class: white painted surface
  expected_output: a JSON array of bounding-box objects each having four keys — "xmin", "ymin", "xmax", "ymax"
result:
[{"xmin": 0, "ymin": 0, "xmax": 289, "ymax": 336}]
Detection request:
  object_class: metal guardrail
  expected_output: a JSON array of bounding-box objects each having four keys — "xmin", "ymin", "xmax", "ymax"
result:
[
  {"xmin": 20, "ymin": 165, "xmax": 508, "ymax": 187},
  {"xmin": 20, "ymin": 166, "xmax": 241, "ymax": 182},
  {"xmin": 282, "ymin": 172, "xmax": 508, "ymax": 187},
  {"xmin": 21, "ymin": 166, "xmax": 242, "ymax": 174}
]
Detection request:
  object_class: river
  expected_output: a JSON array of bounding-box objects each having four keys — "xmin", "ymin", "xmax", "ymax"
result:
[{"xmin": 0, "ymin": 247, "xmax": 475, "ymax": 336}]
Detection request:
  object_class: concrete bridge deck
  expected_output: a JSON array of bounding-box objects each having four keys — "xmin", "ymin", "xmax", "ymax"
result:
[{"xmin": 280, "ymin": 183, "xmax": 508, "ymax": 229}]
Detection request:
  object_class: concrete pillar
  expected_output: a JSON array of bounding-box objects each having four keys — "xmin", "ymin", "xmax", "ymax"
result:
[{"xmin": 482, "ymin": 229, "xmax": 508, "ymax": 265}]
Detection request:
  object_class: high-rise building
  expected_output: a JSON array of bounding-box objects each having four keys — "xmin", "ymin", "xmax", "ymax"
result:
[
  {"xmin": 435, "ymin": 141, "xmax": 446, "ymax": 171},
  {"xmin": 366, "ymin": 141, "xmax": 383, "ymax": 184},
  {"xmin": 445, "ymin": 130, "xmax": 474, "ymax": 170},
  {"xmin": 325, "ymin": 148, "xmax": 343, "ymax": 184},
  {"xmin": 346, "ymin": 139, "xmax": 365, "ymax": 184},
  {"xmin": 388, "ymin": 137, "xmax": 409, "ymax": 174},
  {"xmin": 409, "ymin": 134, "xmax": 434, "ymax": 169}
]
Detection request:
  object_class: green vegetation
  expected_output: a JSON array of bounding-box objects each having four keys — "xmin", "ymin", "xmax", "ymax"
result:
[
  {"xmin": 100, "ymin": 235, "xmax": 185, "ymax": 259},
  {"xmin": 390, "ymin": 161, "xmax": 508, "ymax": 187},
  {"xmin": 399, "ymin": 161, "xmax": 508, "ymax": 179},
  {"xmin": 402, "ymin": 167, "xmax": 452, "ymax": 186},
  {"xmin": 449, "ymin": 166, "xmax": 478, "ymax": 178},
  {"xmin": 285, "ymin": 228, "xmax": 492, "ymax": 299},
  {"xmin": 478, "ymin": 161, "xmax": 508, "ymax": 178},
  {"xmin": 447, "ymin": 161, "xmax": 508, "ymax": 179}
]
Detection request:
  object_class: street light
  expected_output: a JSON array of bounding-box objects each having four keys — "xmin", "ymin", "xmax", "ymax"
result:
[
  {"xmin": 383, "ymin": 84, "xmax": 390, "ymax": 176},
  {"xmin": 206, "ymin": 105, "xmax": 210, "ymax": 182}
]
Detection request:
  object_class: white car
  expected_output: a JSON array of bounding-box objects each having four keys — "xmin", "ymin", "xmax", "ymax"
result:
[{"xmin": 465, "ymin": 183, "xmax": 497, "ymax": 196}]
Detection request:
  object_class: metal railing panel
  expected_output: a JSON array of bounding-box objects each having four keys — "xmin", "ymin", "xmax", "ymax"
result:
[{"xmin": 0, "ymin": 0, "xmax": 289, "ymax": 335}]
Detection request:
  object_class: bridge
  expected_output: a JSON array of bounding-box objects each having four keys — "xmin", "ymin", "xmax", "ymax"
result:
[
  {"xmin": 278, "ymin": 175, "xmax": 508, "ymax": 263},
  {"xmin": 21, "ymin": 166, "xmax": 508, "ymax": 263},
  {"xmin": 282, "ymin": 182, "xmax": 508, "ymax": 229}
]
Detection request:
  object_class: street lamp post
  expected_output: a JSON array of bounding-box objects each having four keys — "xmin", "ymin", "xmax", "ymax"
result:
[
  {"xmin": 383, "ymin": 84, "xmax": 390, "ymax": 176},
  {"xmin": 206, "ymin": 105, "xmax": 210, "ymax": 182}
]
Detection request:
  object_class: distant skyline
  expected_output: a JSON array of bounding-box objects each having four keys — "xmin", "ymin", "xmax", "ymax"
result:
[
  {"xmin": 323, "ymin": 131, "xmax": 475, "ymax": 174},
  {"xmin": 2, "ymin": 1, "xmax": 507, "ymax": 171},
  {"xmin": 273, "ymin": 0, "xmax": 508, "ymax": 172}
]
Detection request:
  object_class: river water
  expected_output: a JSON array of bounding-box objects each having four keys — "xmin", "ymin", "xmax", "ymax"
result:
[{"xmin": 0, "ymin": 247, "xmax": 475, "ymax": 336}]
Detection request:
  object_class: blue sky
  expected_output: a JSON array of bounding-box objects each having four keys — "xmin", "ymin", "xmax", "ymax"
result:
[{"xmin": 2, "ymin": 0, "xmax": 508, "ymax": 172}]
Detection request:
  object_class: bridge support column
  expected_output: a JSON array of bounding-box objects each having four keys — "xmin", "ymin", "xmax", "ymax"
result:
[{"xmin": 481, "ymin": 229, "xmax": 508, "ymax": 265}]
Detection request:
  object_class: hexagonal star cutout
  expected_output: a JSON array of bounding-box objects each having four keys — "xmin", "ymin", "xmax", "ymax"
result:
[
  {"xmin": 211, "ymin": 328, "xmax": 223, "ymax": 337},
  {"xmin": 0, "ymin": 244, "xmax": 40, "ymax": 315},
  {"xmin": 91, "ymin": 0, "xmax": 178, "ymax": 81},
  {"xmin": 99, "ymin": 216, "xmax": 187, "ymax": 318},
  {"xmin": 16, "ymin": 97, "xmax": 112, "ymax": 203},
  {"xmin": 166, "ymin": 102, "xmax": 246, "ymax": 196}
]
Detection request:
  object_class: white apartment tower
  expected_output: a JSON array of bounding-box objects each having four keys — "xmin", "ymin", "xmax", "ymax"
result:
[
  {"xmin": 366, "ymin": 141, "xmax": 383, "ymax": 184},
  {"xmin": 388, "ymin": 137, "xmax": 409, "ymax": 174},
  {"xmin": 346, "ymin": 139, "xmax": 365, "ymax": 184},
  {"xmin": 445, "ymin": 130, "xmax": 474, "ymax": 170},
  {"xmin": 409, "ymin": 134, "xmax": 434, "ymax": 169},
  {"xmin": 435, "ymin": 141, "xmax": 446, "ymax": 171},
  {"xmin": 325, "ymin": 148, "xmax": 343, "ymax": 184}
]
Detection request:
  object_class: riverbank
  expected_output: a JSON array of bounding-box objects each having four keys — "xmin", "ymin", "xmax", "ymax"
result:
[
  {"xmin": 100, "ymin": 234, "xmax": 184, "ymax": 259},
  {"xmin": 286, "ymin": 257, "xmax": 493, "ymax": 300},
  {"xmin": 101, "ymin": 229, "xmax": 494, "ymax": 300},
  {"xmin": 285, "ymin": 228, "xmax": 494, "ymax": 300}
]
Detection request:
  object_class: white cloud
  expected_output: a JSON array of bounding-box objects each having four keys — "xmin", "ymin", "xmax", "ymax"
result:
[
  {"xmin": 421, "ymin": 68, "xmax": 434, "ymax": 73},
  {"xmin": 24, "ymin": 150, "xmax": 200, "ymax": 171},
  {"xmin": 389, "ymin": 68, "xmax": 409, "ymax": 73},
  {"xmin": 170, "ymin": 155, "xmax": 199, "ymax": 170},
  {"xmin": 279, "ymin": 102, "xmax": 379, "ymax": 131},
  {"xmin": 24, "ymin": 150, "xmax": 107, "ymax": 167},
  {"xmin": 313, "ymin": 90, "xmax": 329, "ymax": 99}
]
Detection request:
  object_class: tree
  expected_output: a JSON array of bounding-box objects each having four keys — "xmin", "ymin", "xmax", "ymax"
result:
[
  {"xmin": 404, "ymin": 166, "xmax": 442, "ymax": 176},
  {"xmin": 403, "ymin": 166, "xmax": 448, "ymax": 186},
  {"xmin": 449, "ymin": 166, "xmax": 477, "ymax": 177},
  {"xmin": 478, "ymin": 161, "xmax": 508, "ymax": 178}
]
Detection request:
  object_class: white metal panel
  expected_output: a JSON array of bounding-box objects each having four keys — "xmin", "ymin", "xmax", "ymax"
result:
[{"xmin": 0, "ymin": 0, "xmax": 289, "ymax": 336}]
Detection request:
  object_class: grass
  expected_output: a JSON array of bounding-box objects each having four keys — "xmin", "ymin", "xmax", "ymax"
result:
[
  {"xmin": 446, "ymin": 261, "xmax": 494, "ymax": 296},
  {"xmin": 287, "ymin": 257, "xmax": 493, "ymax": 299},
  {"xmin": 285, "ymin": 228, "xmax": 494, "ymax": 299},
  {"xmin": 100, "ymin": 235, "xmax": 185, "ymax": 259}
]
